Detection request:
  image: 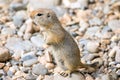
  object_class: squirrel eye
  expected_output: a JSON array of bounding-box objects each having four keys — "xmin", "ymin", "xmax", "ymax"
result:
[{"xmin": 37, "ymin": 13, "xmax": 43, "ymax": 16}]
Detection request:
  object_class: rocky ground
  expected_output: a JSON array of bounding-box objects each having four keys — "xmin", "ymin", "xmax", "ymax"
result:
[{"xmin": 0, "ymin": 0, "xmax": 120, "ymax": 80}]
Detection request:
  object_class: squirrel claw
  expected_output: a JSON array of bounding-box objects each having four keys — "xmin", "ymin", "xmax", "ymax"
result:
[{"xmin": 59, "ymin": 70, "xmax": 71, "ymax": 77}]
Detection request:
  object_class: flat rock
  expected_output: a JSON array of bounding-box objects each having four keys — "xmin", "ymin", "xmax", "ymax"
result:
[
  {"xmin": 0, "ymin": 47, "xmax": 11, "ymax": 62},
  {"xmin": 5, "ymin": 37, "xmax": 33, "ymax": 52},
  {"xmin": 32, "ymin": 63, "xmax": 48, "ymax": 75},
  {"xmin": 23, "ymin": 58, "xmax": 38, "ymax": 67}
]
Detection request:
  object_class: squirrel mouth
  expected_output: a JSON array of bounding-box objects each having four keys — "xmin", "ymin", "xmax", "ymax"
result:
[{"xmin": 32, "ymin": 21, "xmax": 37, "ymax": 26}]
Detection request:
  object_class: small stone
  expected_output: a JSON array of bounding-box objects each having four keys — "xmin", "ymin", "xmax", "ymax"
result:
[
  {"xmin": 23, "ymin": 33, "xmax": 32, "ymax": 40},
  {"xmin": 89, "ymin": 17, "xmax": 102, "ymax": 26},
  {"xmin": 91, "ymin": 58, "xmax": 103, "ymax": 67},
  {"xmin": 13, "ymin": 10, "xmax": 27, "ymax": 28},
  {"xmin": 115, "ymin": 49, "xmax": 120, "ymax": 62},
  {"xmin": 0, "ymin": 63, "xmax": 5, "ymax": 69},
  {"xmin": 116, "ymin": 64, "xmax": 120, "ymax": 68},
  {"xmin": 101, "ymin": 74, "xmax": 110, "ymax": 80},
  {"xmin": 116, "ymin": 69, "xmax": 120, "ymax": 76},
  {"xmin": 23, "ymin": 58, "xmax": 38, "ymax": 67},
  {"xmin": 54, "ymin": 72, "xmax": 85, "ymax": 80},
  {"xmin": 108, "ymin": 46, "xmax": 119, "ymax": 58},
  {"xmin": 9, "ymin": 1, "xmax": 27, "ymax": 11},
  {"xmin": 21, "ymin": 51, "xmax": 36, "ymax": 61},
  {"xmin": 45, "ymin": 63, "xmax": 55, "ymax": 70},
  {"xmin": 25, "ymin": 74, "xmax": 37, "ymax": 80},
  {"xmin": 31, "ymin": 35, "xmax": 44, "ymax": 47},
  {"xmin": 3, "ymin": 66, "xmax": 10, "ymax": 73},
  {"xmin": 32, "ymin": 63, "xmax": 48, "ymax": 75},
  {"xmin": 7, "ymin": 70, "xmax": 14, "ymax": 77},
  {"xmin": 85, "ymin": 74, "xmax": 94, "ymax": 80},
  {"xmin": 44, "ymin": 75, "xmax": 54, "ymax": 80},
  {"xmin": 36, "ymin": 51, "xmax": 43, "ymax": 56},
  {"xmin": 0, "ymin": 47, "xmax": 11, "ymax": 62},
  {"xmin": 45, "ymin": 51, "xmax": 53, "ymax": 62},
  {"xmin": 86, "ymin": 41, "xmax": 99, "ymax": 53},
  {"xmin": 0, "ymin": 70, "xmax": 5, "ymax": 77},
  {"xmin": 108, "ymin": 20, "xmax": 120, "ymax": 33},
  {"xmin": 38, "ymin": 56, "xmax": 47, "ymax": 65},
  {"xmin": 85, "ymin": 26, "xmax": 100, "ymax": 37},
  {"xmin": 111, "ymin": 35, "xmax": 120, "ymax": 42},
  {"xmin": 1, "ymin": 28, "xmax": 16, "ymax": 36}
]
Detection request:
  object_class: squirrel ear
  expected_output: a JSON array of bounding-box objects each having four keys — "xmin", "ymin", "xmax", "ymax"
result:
[{"xmin": 47, "ymin": 13, "xmax": 50, "ymax": 18}]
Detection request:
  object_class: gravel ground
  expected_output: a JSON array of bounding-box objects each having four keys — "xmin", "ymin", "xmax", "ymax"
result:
[{"xmin": 0, "ymin": 0, "xmax": 120, "ymax": 80}]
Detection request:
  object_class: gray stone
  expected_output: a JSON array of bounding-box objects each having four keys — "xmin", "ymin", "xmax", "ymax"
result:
[
  {"xmin": 54, "ymin": 72, "xmax": 85, "ymax": 80},
  {"xmin": 85, "ymin": 26, "xmax": 100, "ymax": 37},
  {"xmin": 1, "ymin": 28, "xmax": 16, "ymax": 36},
  {"xmin": 21, "ymin": 51, "xmax": 36, "ymax": 61},
  {"xmin": 13, "ymin": 10, "xmax": 27, "ymax": 27},
  {"xmin": 5, "ymin": 37, "xmax": 33, "ymax": 52},
  {"xmin": 89, "ymin": 17, "xmax": 102, "ymax": 26},
  {"xmin": 32, "ymin": 63, "xmax": 48, "ymax": 75},
  {"xmin": 9, "ymin": 0, "xmax": 27, "ymax": 11},
  {"xmin": 108, "ymin": 20, "xmax": 120, "ymax": 33},
  {"xmin": 23, "ymin": 58, "xmax": 38, "ymax": 67},
  {"xmin": 31, "ymin": 35, "xmax": 44, "ymax": 47},
  {"xmin": 7, "ymin": 70, "xmax": 13, "ymax": 77}
]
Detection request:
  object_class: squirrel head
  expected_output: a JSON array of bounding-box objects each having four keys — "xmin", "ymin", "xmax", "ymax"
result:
[{"xmin": 30, "ymin": 8, "xmax": 59, "ymax": 30}]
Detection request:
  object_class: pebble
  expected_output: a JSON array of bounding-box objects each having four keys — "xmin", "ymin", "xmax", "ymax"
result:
[
  {"xmin": 13, "ymin": 10, "xmax": 27, "ymax": 28},
  {"xmin": 31, "ymin": 35, "xmax": 44, "ymax": 47},
  {"xmin": 85, "ymin": 26, "xmax": 100, "ymax": 37},
  {"xmin": 89, "ymin": 17, "xmax": 102, "ymax": 26},
  {"xmin": 115, "ymin": 49, "xmax": 120, "ymax": 63},
  {"xmin": 36, "ymin": 50, "xmax": 43, "ymax": 56},
  {"xmin": 44, "ymin": 75, "xmax": 54, "ymax": 80},
  {"xmin": 108, "ymin": 20, "xmax": 120, "ymax": 33},
  {"xmin": 21, "ymin": 51, "xmax": 36, "ymax": 61},
  {"xmin": 54, "ymin": 72, "xmax": 85, "ymax": 80},
  {"xmin": 85, "ymin": 74, "xmax": 94, "ymax": 80},
  {"xmin": 1, "ymin": 28, "xmax": 16, "ymax": 36},
  {"xmin": 0, "ymin": 63, "xmax": 5, "ymax": 69},
  {"xmin": 0, "ymin": 70, "xmax": 5, "ymax": 77},
  {"xmin": 45, "ymin": 63, "xmax": 55, "ymax": 70},
  {"xmin": 23, "ymin": 58, "xmax": 38, "ymax": 67},
  {"xmin": 116, "ymin": 69, "xmax": 120, "ymax": 76},
  {"xmin": 0, "ymin": 47, "xmax": 11, "ymax": 62},
  {"xmin": 9, "ymin": 0, "xmax": 27, "ymax": 11},
  {"xmin": 86, "ymin": 41, "xmax": 99, "ymax": 53},
  {"xmin": 101, "ymin": 74, "xmax": 110, "ymax": 80},
  {"xmin": 32, "ymin": 63, "xmax": 48, "ymax": 75}
]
